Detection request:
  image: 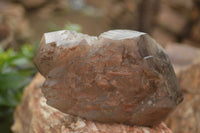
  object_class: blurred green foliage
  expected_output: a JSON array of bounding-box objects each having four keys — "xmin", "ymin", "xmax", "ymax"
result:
[
  {"xmin": 0, "ymin": 44, "xmax": 37, "ymax": 133},
  {"xmin": 64, "ymin": 22, "xmax": 82, "ymax": 32},
  {"xmin": 0, "ymin": 45, "xmax": 35, "ymax": 106},
  {"xmin": 48, "ymin": 22, "xmax": 82, "ymax": 33}
]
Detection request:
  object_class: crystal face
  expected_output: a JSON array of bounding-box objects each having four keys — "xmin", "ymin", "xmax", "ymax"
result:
[{"xmin": 34, "ymin": 30, "xmax": 183, "ymax": 126}]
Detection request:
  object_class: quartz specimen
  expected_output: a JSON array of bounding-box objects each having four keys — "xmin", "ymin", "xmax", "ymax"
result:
[
  {"xmin": 12, "ymin": 73, "xmax": 173, "ymax": 133},
  {"xmin": 34, "ymin": 30, "xmax": 183, "ymax": 126}
]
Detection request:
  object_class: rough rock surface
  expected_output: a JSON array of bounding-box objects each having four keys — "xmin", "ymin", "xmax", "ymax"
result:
[
  {"xmin": 34, "ymin": 30, "xmax": 183, "ymax": 126},
  {"xmin": 12, "ymin": 74, "xmax": 173, "ymax": 133},
  {"xmin": 165, "ymin": 44, "xmax": 200, "ymax": 133},
  {"xmin": 0, "ymin": 1, "xmax": 32, "ymax": 48}
]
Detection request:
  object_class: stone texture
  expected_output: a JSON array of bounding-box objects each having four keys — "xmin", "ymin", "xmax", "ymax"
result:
[
  {"xmin": 86, "ymin": 0, "xmax": 159, "ymax": 33},
  {"xmin": 34, "ymin": 30, "xmax": 183, "ymax": 126},
  {"xmin": 157, "ymin": 4, "xmax": 186, "ymax": 35},
  {"xmin": 152, "ymin": 28, "xmax": 176, "ymax": 47},
  {"xmin": 165, "ymin": 43, "xmax": 200, "ymax": 133},
  {"xmin": 16, "ymin": 0, "xmax": 47, "ymax": 8},
  {"xmin": 0, "ymin": 1, "xmax": 32, "ymax": 48},
  {"xmin": 165, "ymin": 43, "xmax": 200, "ymax": 73},
  {"xmin": 12, "ymin": 73, "xmax": 173, "ymax": 133},
  {"xmin": 85, "ymin": 0, "xmax": 199, "ymax": 47}
]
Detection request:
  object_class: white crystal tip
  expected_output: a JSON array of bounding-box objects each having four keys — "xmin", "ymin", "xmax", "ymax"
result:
[{"xmin": 100, "ymin": 30, "xmax": 146, "ymax": 40}]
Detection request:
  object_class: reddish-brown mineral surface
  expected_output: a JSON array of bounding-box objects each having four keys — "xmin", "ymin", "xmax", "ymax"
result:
[
  {"xmin": 12, "ymin": 74, "xmax": 173, "ymax": 133},
  {"xmin": 34, "ymin": 30, "xmax": 183, "ymax": 126}
]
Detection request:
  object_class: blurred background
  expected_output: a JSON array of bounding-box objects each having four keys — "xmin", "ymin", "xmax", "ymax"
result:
[{"xmin": 0, "ymin": 0, "xmax": 200, "ymax": 132}]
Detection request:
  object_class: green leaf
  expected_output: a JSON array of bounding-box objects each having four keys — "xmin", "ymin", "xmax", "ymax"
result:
[
  {"xmin": 0, "ymin": 73, "xmax": 31, "ymax": 106},
  {"xmin": 12, "ymin": 57, "xmax": 29, "ymax": 65},
  {"xmin": 0, "ymin": 73, "xmax": 30, "ymax": 91},
  {"xmin": 20, "ymin": 44, "xmax": 34, "ymax": 58},
  {"xmin": 0, "ymin": 44, "xmax": 36, "ymax": 132},
  {"xmin": 64, "ymin": 22, "xmax": 82, "ymax": 32}
]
